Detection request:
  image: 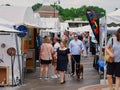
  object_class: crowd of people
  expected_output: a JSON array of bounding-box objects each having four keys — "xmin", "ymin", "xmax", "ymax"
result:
[
  {"xmin": 38, "ymin": 28, "xmax": 120, "ymax": 90},
  {"xmin": 38, "ymin": 31, "xmax": 90, "ymax": 84}
]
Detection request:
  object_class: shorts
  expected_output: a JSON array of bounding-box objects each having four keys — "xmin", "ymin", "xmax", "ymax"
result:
[
  {"xmin": 40, "ymin": 59, "xmax": 51, "ymax": 64},
  {"xmin": 114, "ymin": 62, "xmax": 120, "ymax": 77},
  {"xmin": 107, "ymin": 62, "xmax": 115, "ymax": 75}
]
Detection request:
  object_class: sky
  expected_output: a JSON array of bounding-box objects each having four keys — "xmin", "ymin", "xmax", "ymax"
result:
[{"xmin": 0, "ymin": 0, "xmax": 120, "ymax": 13}]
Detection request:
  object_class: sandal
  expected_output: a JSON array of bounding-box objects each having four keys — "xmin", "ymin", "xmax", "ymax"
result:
[{"xmin": 60, "ymin": 80, "xmax": 66, "ymax": 84}]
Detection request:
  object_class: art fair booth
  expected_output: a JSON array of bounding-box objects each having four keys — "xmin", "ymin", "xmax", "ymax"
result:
[
  {"xmin": 0, "ymin": 25, "xmax": 23, "ymax": 86},
  {"xmin": 0, "ymin": 6, "xmax": 40, "ymax": 86}
]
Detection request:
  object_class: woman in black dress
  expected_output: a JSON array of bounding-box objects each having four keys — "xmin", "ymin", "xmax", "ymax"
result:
[{"xmin": 56, "ymin": 41, "xmax": 71, "ymax": 84}]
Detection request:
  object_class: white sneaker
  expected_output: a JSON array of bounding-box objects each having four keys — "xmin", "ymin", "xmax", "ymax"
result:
[
  {"xmin": 57, "ymin": 75, "xmax": 60, "ymax": 78},
  {"xmin": 51, "ymin": 75, "xmax": 58, "ymax": 79},
  {"xmin": 44, "ymin": 77, "xmax": 49, "ymax": 80},
  {"xmin": 39, "ymin": 77, "xmax": 42, "ymax": 80}
]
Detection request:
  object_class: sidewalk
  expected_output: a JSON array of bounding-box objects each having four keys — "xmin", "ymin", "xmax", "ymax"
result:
[
  {"xmin": 0, "ymin": 55, "xmax": 111, "ymax": 90},
  {"xmin": 78, "ymin": 84, "xmax": 120, "ymax": 90}
]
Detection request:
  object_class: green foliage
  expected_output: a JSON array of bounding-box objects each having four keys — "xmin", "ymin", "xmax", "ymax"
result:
[
  {"xmin": 87, "ymin": 6, "xmax": 106, "ymax": 18},
  {"xmin": 32, "ymin": 3, "xmax": 105, "ymax": 21},
  {"xmin": 32, "ymin": 3, "xmax": 42, "ymax": 11},
  {"xmin": 5, "ymin": 4, "xmax": 11, "ymax": 6},
  {"xmin": 51, "ymin": 5, "xmax": 105, "ymax": 21}
]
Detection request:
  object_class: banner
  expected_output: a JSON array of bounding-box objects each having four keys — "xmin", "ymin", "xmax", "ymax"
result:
[{"xmin": 86, "ymin": 8, "xmax": 99, "ymax": 44}]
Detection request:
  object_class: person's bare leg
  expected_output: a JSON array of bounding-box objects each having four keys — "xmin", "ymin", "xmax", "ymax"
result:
[
  {"xmin": 60, "ymin": 71, "xmax": 65, "ymax": 83},
  {"xmin": 40, "ymin": 64, "xmax": 44, "ymax": 77},
  {"xmin": 45, "ymin": 64, "xmax": 49, "ymax": 77},
  {"xmin": 115, "ymin": 77, "xmax": 120, "ymax": 90},
  {"xmin": 107, "ymin": 75, "xmax": 114, "ymax": 89}
]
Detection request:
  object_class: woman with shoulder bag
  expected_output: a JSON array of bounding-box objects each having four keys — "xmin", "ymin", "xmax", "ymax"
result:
[
  {"xmin": 39, "ymin": 37, "xmax": 54, "ymax": 80},
  {"xmin": 106, "ymin": 28, "xmax": 120, "ymax": 90}
]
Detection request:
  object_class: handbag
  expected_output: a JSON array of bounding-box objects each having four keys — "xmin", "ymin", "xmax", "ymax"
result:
[
  {"xmin": 106, "ymin": 47, "xmax": 113, "ymax": 63},
  {"xmin": 105, "ymin": 38, "xmax": 113, "ymax": 63}
]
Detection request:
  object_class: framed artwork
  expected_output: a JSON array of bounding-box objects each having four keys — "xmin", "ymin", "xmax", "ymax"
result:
[{"xmin": 27, "ymin": 28, "xmax": 34, "ymax": 49}]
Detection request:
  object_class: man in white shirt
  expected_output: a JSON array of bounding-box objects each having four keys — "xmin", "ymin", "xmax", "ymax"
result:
[{"xmin": 51, "ymin": 37, "xmax": 60, "ymax": 78}]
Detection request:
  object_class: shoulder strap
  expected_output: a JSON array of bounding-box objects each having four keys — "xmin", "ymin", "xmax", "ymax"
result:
[{"xmin": 111, "ymin": 38, "xmax": 113, "ymax": 46}]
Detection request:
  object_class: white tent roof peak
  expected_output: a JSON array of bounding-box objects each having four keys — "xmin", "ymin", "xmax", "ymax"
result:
[{"xmin": 0, "ymin": 6, "xmax": 34, "ymax": 25}]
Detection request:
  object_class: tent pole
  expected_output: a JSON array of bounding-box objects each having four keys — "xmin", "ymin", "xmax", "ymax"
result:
[
  {"xmin": 15, "ymin": 34, "xmax": 23, "ymax": 85},
  {"xmin": 104, "ymin": 13, "xmax": 107, "ymax": 84}
]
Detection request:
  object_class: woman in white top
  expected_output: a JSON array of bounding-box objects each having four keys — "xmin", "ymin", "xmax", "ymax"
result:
[{"xmin": 106, "ymin": 28, "xmax": 120, "ymax": 90}]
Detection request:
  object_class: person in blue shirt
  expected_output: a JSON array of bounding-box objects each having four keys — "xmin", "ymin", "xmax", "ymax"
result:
[{"xmin": 69, "ymin": 33, "xmax": 84, "ymax": 76}]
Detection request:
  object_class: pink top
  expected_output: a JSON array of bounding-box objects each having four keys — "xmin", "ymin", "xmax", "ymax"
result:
[{"xmin": 40, "ymin": 43, "xmax": 54, "ymax": 60}]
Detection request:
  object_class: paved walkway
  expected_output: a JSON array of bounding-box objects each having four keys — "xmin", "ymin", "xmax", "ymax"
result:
[
  {"xmin": 0, "ymin": 55, "xmax": 112, "ymax": 90},
  {"xmin": 78, "ymin": 84, "xmax": 108, "ymax": 90}
]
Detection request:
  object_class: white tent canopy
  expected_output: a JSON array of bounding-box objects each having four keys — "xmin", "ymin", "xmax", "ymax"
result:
[
  {"xmin": 0, "ymin": 18, "xmax": 21, "ymax": 33},
  {"xmin": 100, "ymin": 9, "xmax": 120, "ymax": 27},
  {"xmin": 100, "ymin": 9, "xmax": 120, "ymax": 32},
  {"xmin": 33, "ymin": 13, "xmax": 41, "ymax": 27},
  {"xmin": 67, "ymin": 25, "xmax": 92, "ymax": 33},
  {"xmin": 41, "ymin": 29, "xmax": 61, "ymax": 33},
  {"xmin": 0, "ymin": 18, "xmax": 15, "ymax": 27},
  {"xmin": 40, "ymin": 17, "xmax": 60, "ymax": 29},
  {"xmin": 0, "ymin": 6, "xmax": 34, "ymax": 26},
  {"xmin": 0, "ymin": 25, "xmax": 22, "ymax": 33},
  {"xmin": 26, "ymin": 13, "xmax": 42, "ymax": 28},
  {"xmin": 107, "ymin": 9, "xmax": 120, "ymax": 25},
  {"xmin": 60, "ymin": 22, "xmax": 69, "ymax": 31}
]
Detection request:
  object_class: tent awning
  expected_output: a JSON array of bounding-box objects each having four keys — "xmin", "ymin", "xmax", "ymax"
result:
[
  {"xmin": 67, "ymin": 25, "xmax": 92, "ymax": 32},
  {"xmin": 107, "ymin": 9, "xmax": 120, "ymax": 26},
  {"xmin": 0, "ymin": 26, "xmax": 22, "ymax": 33}
]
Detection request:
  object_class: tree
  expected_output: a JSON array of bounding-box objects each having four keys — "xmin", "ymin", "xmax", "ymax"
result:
[
  {"xmin": 54, "ymin": 5, "xmax": 105, "ymax": 21},
  {"xmin": 5, "ymin": 4, "xmax": 11, "ymax": 6},
  {"xmin": 32, "ymin": 3, "xmax": 42, "ymax": 11},
  {"xmin": 32, "ymin": 3, "xmax": 105, "ymax": 21}
]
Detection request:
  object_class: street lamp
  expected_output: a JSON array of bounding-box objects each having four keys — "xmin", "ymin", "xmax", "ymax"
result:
[{"xmin": 54, "ymin": 0, "xmax": 60, "ymax": 17}]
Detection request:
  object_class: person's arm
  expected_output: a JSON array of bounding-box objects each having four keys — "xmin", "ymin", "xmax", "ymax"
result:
[
  {"xmin": 68, "ymin": 53, "xmax": 71, "ymax": 65},
  {"xmin": 80, "ymin": 42, "xmax": 84, "ymax": 54},
  {"xmin": 69, "ymin": 41, "xmax": 72, "ymax": 53},
  {"xmin": 105, "ymin": 44, "xmax": 114, "ymax": 58},
  {"xmin": 39, "ymin": 44, "xmax": 43, "ymax": 60}
]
